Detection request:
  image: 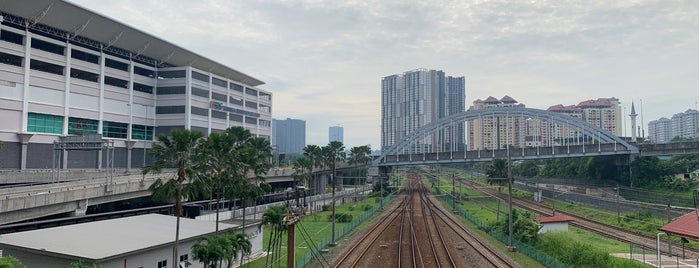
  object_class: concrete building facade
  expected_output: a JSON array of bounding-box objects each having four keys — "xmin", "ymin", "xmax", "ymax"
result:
[
  {"xmin": 381, "ymin": 69, "xmax": 465, "ymax": 152},
  {"xmin": 467, "ymin": 96, "xmax": 526, "ymax": 150},
  {"xmin": 272, "ymin": 118, "xmax": 305, "ymax": 154},
  {"xmin": 648, "ymin": 109, "xmax": 699, "ymax": 143},
  {"xmin": 0, "ymin": 0, "xmax": 272, "ymax": 170}
]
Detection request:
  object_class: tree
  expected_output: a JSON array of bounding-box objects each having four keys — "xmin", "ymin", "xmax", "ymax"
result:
[
  {"xmin": 143, "ymin": 129, "xmax": 206, "ymax": 268},
  {"xmin": 262, "ymin": 206, "xmax": 287, "ymax": 268},
  {"xmin": 303, "ymin": 145, "xmax": 323, "ymax": 194},
  {"xmin": 348, "ymin": 145, "xmax": 372, "ymax": 166},
  {"xmin": 0, "ymin": 256, "xmax": 26, "ymax": 268},
  {"xmin": 323, "ymin": 141, "xmax": 345, "ymax": 245},
  {"xmin": 486, "ymin": 158, "xmax": 508, "ymax": 190},
  {"xmin": 198, "ymin": 132, "xmax": 239, "ymax": 233},
  {"xmin": 192, "ymin": 236, "xmax": 225, "ymax": 268},
  {"xmin": 492, "ymin": 209, "xmax": 539, "ymax": 243},
  {"xmin": 514, "ymin": 160, "xmax": 539, "ymax": 177}
]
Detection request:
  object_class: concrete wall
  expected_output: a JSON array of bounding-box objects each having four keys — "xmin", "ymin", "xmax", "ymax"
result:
[
  {"xmin": 0, "ymin": 141, "xmax": 21, "ymax": 169},
  {"xmin": 538, "ymin": 222, "xmax": 568, "ymax": 234}
]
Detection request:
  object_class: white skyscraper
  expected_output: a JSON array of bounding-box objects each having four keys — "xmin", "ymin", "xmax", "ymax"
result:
[
  {"xmin": 329, "ymin": 126, "xmax": 343, "ymax": 143},
  {"xmin": 381, "ymin": 69, "xmax": 465, "ymax": 152}
]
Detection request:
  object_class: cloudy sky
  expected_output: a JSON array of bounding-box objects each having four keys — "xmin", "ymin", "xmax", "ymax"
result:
[{"xmin": 70, "ymin": 0, "xmax": 699, "ymax": 149}]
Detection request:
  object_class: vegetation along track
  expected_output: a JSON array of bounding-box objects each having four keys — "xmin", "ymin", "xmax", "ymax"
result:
[
  {"xmin": 459, "ymin": 179, "xmax": 699, "ymax": 259},
  {"xmin": 334, "ymin": 174, "xmax": 520, "ymax": 268}
]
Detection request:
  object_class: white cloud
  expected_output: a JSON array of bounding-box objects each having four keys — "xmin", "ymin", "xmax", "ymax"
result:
[{"xmin": 69, "ymin": 0, "xmax": 699, "ymax": 148}]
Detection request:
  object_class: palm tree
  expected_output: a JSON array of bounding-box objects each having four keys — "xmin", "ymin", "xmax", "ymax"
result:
[
  {"xmin": 303, "ymin": 145, "xmax": 322, "ymax": 194},
  {"xmin": 198, "ymin": 132, "xmax": 239, "ymax": 233},
  {"xmin": 143, "ymin": 129, "xmax": 205, "ymax": 268},
  {"xmin": 323, "ymin": 141, "xmax": 345, "ymax": 245},
  {"xmin": 348, "ymin": 145, "xmax": 372, "ymax": 166},
  {"xmin": 191, "ymin": 236, "xmax": 222, "ymax": 268},
  {"xmin": 486, "ymin": 158, "xmax": 509, "ymax": 191},
  {"xmin": 262, "ymin": 206, "xmax": 286, "ymax": 268}
]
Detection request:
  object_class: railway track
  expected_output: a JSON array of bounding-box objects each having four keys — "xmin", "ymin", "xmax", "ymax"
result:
[
  {"xmin": 334, "ymin": 174, "xmax": 519, "ymax": 268},
  {"xmin": 458, "ymin": 179, "xmax": 699, "ymax": 259}
]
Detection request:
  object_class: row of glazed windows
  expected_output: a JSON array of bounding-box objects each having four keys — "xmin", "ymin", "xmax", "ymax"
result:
[
  {"xmin": 27, "ymin": 112, "xmax": 153, "ymax": 140},
  {"xmin": 0, "ymin": 51, "xmax": 154, "ymax": 94},
  {"xmin": 1, "ymin": 30, "xmax": 267, "ymax": 97}
]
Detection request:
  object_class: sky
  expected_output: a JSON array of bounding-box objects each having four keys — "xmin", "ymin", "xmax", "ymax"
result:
[{"xmin": 69, "ymin": 0, "xmax": 699, "ymax": 149}]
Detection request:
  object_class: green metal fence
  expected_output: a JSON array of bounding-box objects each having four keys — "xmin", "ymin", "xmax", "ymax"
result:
[
  {"xmin": 437, "ymin": 195, "xmax": 570, "ymax": 268},
  {"xmin": 295, "ymin": 192, "xmax": 395, "ymax": 267}
]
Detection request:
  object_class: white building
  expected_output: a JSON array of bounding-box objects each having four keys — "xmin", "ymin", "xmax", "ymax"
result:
[
  {"xmin": 0, "ymin": 0, "xmax": 272, "ymax": 170},
  {"xmin": 648, "ymin": 109, "xmax": 699, "ymax": 143},
  {"xmin": 536, "ymin": 215, "xmax": 575, "ymax": 234},
  {"xmin": 0, "ymin": 214, "xmax": 263, "ymax": 268},
  {"xmin": 329, "ymin": 125, "xmax": 343, "ymax": 143}
]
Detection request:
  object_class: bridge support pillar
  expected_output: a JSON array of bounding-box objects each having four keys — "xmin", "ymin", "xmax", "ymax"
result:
[
  {"xmin": 70, "ymin": 199, "xmax": 89, "ymax": 217},
  {"xmin": 17, "ymin": 133, "xmax": 34, "ymax": 170},
  {"xmin": 126, "ymin": 141, "xmax": 137, "ymax": 170}
]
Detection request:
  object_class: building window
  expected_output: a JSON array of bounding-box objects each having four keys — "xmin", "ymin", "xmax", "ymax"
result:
[
  {"xmin": 28, "ymin": 112, "xmax": 63, "ymax": 134},
  {"xmin": 106, "ymin": 58, "xmax": 129, "ymax": 72},
  {"xmin": 71, "ymin": 68, "xmax": 99, "ymax": 83},
  {"xmin": 30, "ymin": 59, "xmax": 64, "ymax": 75},
  {"xmin": 245, "ymin": 101, "xmax": 257, "ymax": 109},
  {"xmin": 212, "ymin": 110, "xmax": 226, "ymax": 119},
  {"xmin": 192, "ymin": 71, "xmax": 209, "ymax": 83},
  {"xmin": 230, "ymin": 97, "xmax": 243, "ymax": 106},
  {"xmin": 259, "ymin": 105, "xmax": 270, "ymax": 113},
  {"xmin": 131, "ymin": 124, "xmax": 153, "ymax": 140},
  {"xmin": 1, "ymin": 30, "xmax": 24, "ymax": 45},
  {"xmin": 212, "ymin": 77, "xmax": 227, "ymax": 88},
  {"xmin": 156, "ymin": 106, "xmax": 186, "ymax": 114},
  {"xmin": 191, "ymin": 106, "xmax": 208, "ymax": 116},
  {"xmin": 31, "ymin": 38, "xmax": 64, "ymax": 55},
  {"xmin": 157, "ymin": 260, "xmax": 167, "ymax": 268},
  {"xmin": 259, "ymin": 119, "xmax": 271, "ymax": 127},
  {"xmin": 212, "ymin": 92, "xmax": 227, "ymax": 102},
  {"xmin": 68, "ymin": 117, "xmax": 98, "ymax": 135},
  {"xmin": 133, "ymin": 82, "xmax": 154, "ymax": 94},
  {"xmin": 0, "ymin": 51, "xmax": 22, "ymax": 67},
  {"xmin": 179, "ymin": 254, "xmax": 189, "ymax": 262},
  {"xmin": 105, "ymin": 76, "xmax": 129, "ymax": 89},
  {"xmin": 245, "ymin": 88, "xmax": 257, "ymax": 96},
  {"xmin": 134, "ymin": 66, "xmax": 155, "ymax": 78},
  {"xmin": 259, "ymin": 92, "xmax": 271, "ymax": 101},
  {"xmin": 230, "ymin": 83, "xmax": 244, "ymax": 93},
  {"xmin": 230, "ymin": 114, "xmax": 243, "ymax": 123},
  {"xmin": 102, "ymin": 121, "xmax": 128, "ymax": 139},
  {"xmin": 157, "ymin": 70, "xmax": 185, "ymax": 79},
  {"xmin": 245, "ymin": 117, "xmax": 257, "ymax": 125},
  {"xmin": 156, "ymin": 86, "xmax": 186, "ymax": 95},
  {"xmin": 71, "ymin": 49, "xmax": 99, "ymax": 64},
  {"xmin": 191, "ymin": 87, "xmax": 209, "ymax": 98}
]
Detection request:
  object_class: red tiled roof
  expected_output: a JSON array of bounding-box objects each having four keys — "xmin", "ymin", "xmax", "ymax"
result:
[
  {"xmin": 483, "ymin": 96, "xmax": 500, "ymax": 103},
  {"xmin": 659, "ymin": 211, "xmax": 699, "ymax": 240},
  {"xmin": 500, "ymin": 95, "xmax": 517, "ymax": 103},
  {"xmin": 536, "ymin": 215, "xmax": 576, "ymax": 223}
]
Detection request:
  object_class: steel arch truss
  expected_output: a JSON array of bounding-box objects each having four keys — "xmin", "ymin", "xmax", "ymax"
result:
[{"xmin": 375, "ymin": 107, "xmax": 638, "ymax": 165}]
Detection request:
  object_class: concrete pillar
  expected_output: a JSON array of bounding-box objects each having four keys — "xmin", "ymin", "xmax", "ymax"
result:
[
  {"xmin": 126, "ymin": 141, "xmax": 137, "ymax": 170},
  {"xmin": 17, "ymin": 133, "xmax": 33, "ymax": 170},
  {"xmin": 71, "ymin": 199, "xmax": 89, "ymax": 217}
]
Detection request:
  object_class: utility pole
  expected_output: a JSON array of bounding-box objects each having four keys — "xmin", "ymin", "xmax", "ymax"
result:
[
  {"xmin": 616, "ymin": 184, "xmax": 621, "ymax": 225},
  {"xmin": 283, "ymin": 212, "xmax": 299, "ymax": 268},
  {"xmin": 452, "ymin": 173, "xmax": 456, "ymax": 212},
  {"xmin": 330, "ymin": 173, "xmax": 337, "ymax": 246},
  {"xmin": 507, "ymin": 146, "xmax": 516, "ymax": 252}
]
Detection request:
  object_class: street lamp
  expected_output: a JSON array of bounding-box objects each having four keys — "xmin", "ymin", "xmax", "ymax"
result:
[{"xmin": 657, "ymin": 232, "xmax": 663, "ymax": 268}]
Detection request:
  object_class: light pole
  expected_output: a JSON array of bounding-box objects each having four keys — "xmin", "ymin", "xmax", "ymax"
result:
[
  {"xmin": 507, "ymin": 145, "xmax": 516, "ymax": 252},
  {"xmin": 657, "ymin": 232, "xmax": 663, "ymax": 268}
]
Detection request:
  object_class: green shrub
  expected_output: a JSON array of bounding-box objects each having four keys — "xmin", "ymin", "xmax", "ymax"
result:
[
  {"xmin": 328, "ymin": 213, "xmax": 353, "ymax": 223},
  {"xmin": 363, "ymin": 204, "xmax": 372, "ymax": 211},
  {"xmin": 321, "ymin": 204, "xmax": 331, "ymax": 211},
  {"xmin": 535, "ymin": 232, "xmax": 648, "ymax": 268}
]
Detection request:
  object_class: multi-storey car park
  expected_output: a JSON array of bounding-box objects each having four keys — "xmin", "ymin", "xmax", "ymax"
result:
[{"xmin": 0, "ymin": 0, "xmax": 273, "ymax": 170}]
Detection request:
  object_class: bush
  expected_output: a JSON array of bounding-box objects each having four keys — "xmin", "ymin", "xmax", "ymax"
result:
[
  {"xmin": 321, "ymin": 204, "xmax": 331, "ymax": 211},
  {"xmin": 328, "ymin": 213, "xmax": 353, "ymax": 223},
  {"xmin": 534, "ymin": 232, "xmax": 648, "ymax": 268},
  {"xmin": 363, "ymin": 204, "xmax": 372, "ymax": 211}
]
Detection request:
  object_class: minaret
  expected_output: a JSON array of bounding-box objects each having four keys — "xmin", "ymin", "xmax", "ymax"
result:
[{"xmin": 629, "ymin": 102, "xmax": 638, "ymax": 142}]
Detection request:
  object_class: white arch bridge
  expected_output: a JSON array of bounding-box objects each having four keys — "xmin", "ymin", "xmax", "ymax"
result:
[{"xmin": 375, "ymin": 107, "xmax": 639, "ymax": 167}]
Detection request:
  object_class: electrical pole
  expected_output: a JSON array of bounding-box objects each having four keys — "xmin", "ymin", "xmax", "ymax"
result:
[{"xmin": 507, "ymin": 146, "xmax": 516, "ymax": 252}]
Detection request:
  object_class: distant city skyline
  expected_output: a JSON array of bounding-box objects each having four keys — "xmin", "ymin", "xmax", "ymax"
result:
[{"xmin": 70, "ymin": 0, "xmax": 699, "ymax": 148}]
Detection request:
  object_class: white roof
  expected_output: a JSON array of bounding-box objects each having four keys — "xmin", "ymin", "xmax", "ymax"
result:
[
  {"xmin": 0, "ymin": 214, "xmax": 236, "ymax": 261},
  {"xmin": 0, "ymin": 0, "xmax": 265, "ymax": 86}
]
